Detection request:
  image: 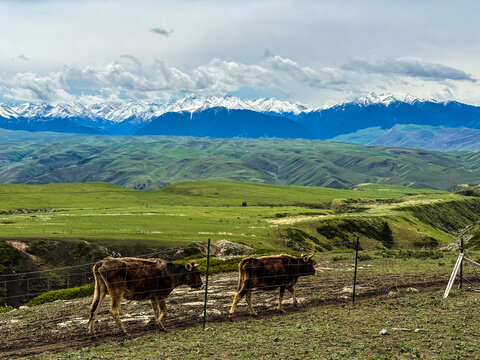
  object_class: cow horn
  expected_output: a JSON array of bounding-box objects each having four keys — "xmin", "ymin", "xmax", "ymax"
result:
[
  {"xmin": 302, "ymin": 254, "xmax": 313, "ymax": 261},
  {"xmin": 192, "ymin": 261, "xmax": 200, "ymax": 268}
]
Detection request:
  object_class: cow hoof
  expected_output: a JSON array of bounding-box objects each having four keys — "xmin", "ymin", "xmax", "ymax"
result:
[
  {"xmin": 249, "ymin": 312, "xmax": 258, "ymax": 317},
  {"xmin": 276, "ymin": 308, "xmax": 286, "ymax": 314}
]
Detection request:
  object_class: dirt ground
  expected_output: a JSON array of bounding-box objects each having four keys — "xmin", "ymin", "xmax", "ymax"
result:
[{"xmin": 0, "ymin": 260, "xmax": 460, "ymax": 359}]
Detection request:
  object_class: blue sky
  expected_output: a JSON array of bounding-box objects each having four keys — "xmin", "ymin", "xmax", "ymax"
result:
[{"xmin": 0, "ymin": 0, "xmax": 478, "ymax": 106}]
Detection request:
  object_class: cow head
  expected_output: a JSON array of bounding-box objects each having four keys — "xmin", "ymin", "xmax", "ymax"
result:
[
  {"xmin": 185, "ymin": 261, "xmax": 203, "ymax": 289},
  {"xmin": 300, "ymin": 254, "xmax": 316, "ymax": 275}
]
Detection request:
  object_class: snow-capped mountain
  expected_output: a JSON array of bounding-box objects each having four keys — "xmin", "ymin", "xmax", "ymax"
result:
[
  {"xmin": 350, "ymin": 92, "xmax": 436, "ymax": 107},
  {"xmin": 0, "ymin": 95, "xmax": 309, "ymax": 123},
  {"xmin": 1, "ymin": 93, "xmax": 480, "ymax": 141}
]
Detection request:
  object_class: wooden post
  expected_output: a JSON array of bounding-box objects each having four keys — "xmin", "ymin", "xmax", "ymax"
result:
[
  {"xmin": 203, "ymin": 238, "xmax": 211, "ymax": 330},
  {"xmin": 352, "ymin": 237, "xmax": 359, "ymax": 305}
]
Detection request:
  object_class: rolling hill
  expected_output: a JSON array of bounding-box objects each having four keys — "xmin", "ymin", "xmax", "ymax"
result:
[
  {"xmin": 333, "ymin": 124, "xmax": 480, "ymax": 151},
  {"xmin": 1, "ymin": 130, "xmax": 480, "ymax": 190}
]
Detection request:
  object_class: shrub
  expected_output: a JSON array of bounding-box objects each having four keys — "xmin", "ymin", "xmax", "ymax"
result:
[
  {"xmin": 0, "ymin": 307, "xmax": 12, "ymax": 313},
  {"xmin": 176, "ymin": 256, "xmax": 244, "ymax": 274},
  {"xmin": 182, "ymin": 253, "xmax": 207, "ymax": 261},
  {"xmin": 0, "ymin": 243, "xmax": 22, "ymax": 274},
  {"xmin": 413, "ymin": 236, "xmax": 439, "ymax": 249},
  {"xmin": 378, "ymin": 250, "xmax": 444, "ymax": 260},
  {"xmin": 26, "ymin": 283, "xmax": 95, "ymax": 307},
  {"xmin": 358, "ymin": 252, "xmax": 374, "ymax": 261}
]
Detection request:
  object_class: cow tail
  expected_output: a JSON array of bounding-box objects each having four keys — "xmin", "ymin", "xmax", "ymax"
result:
[
  {"xmin": 89, "ymin": 262, "xmax": 102, "ymax": 314},
  {"xmin": 237, "ymin": 260, "xmax": 246, "ymax": 291}
]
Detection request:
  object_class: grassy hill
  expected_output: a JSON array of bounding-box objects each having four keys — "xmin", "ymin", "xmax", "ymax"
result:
[
  {"xmin": 1, "ymin": 130, "xmax": 480, "ymax": 190},
  {"xmin": 0, "ymin": 180, "xmax": 467, "ymax": 250},
  {"xmin": 333, "ymin": 124, "xmax": 480, "ymax": 151}
]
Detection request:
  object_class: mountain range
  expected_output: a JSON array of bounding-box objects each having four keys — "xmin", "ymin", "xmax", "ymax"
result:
[{"xmin": 1, "ymin": 93, "xmax": 480, "ymax": 151}]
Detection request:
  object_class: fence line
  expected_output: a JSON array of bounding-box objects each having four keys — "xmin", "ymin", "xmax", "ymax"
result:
[
  {"xmin": 1, "ymin": 242, "xmax": 478, "ymax": 355},
  {"xmin": 0, "ymin": 249, "xmax": 175, "ymax": 278}
]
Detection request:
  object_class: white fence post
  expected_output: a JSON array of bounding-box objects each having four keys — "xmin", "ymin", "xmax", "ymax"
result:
[{"xmin": 444, "ymin": 253, "xmax": 464, "ymax": 299}]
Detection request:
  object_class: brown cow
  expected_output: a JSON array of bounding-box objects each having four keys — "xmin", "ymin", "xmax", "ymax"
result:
[
  {"xmin": 88, "ymin": 257, "xmax": 202, "ymax": 335},
  {"xmin": 229, "ymin": 254, "xmax": 315, "ymax": 317}
]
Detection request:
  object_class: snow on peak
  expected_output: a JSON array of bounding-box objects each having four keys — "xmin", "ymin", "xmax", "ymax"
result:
[
  {"xmin": 0, "ymin": 93, "xmax": 447, "ymax": 122},
  {"xmin": 351, "ymin": 92, "xmax": 437, "ymax": 107},
  {"xmin": 0, "ymin": 95, "xmax": 311, "ymax": 122}
]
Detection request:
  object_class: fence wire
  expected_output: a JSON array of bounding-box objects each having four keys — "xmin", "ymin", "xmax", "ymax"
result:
[{"xmin": 0, "ymin": 242, "xmax": 478, "ymax": 358}]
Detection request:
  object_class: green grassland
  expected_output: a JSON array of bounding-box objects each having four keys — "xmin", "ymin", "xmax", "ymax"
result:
[
  {"xmin": 39, "ymin": 288, "xmax": 480, "ymax": 360},
  {"xmin": 2, "ymin": 131, "xmax": 480, "ymax": 190},
  {"xmin": 0, "ymin": 181, "xmax": 461, "ymax": 251}
]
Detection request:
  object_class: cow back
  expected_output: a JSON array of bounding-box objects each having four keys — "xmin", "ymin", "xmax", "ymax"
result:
[
  {"xmin": 241, "ymin": 255, "xmax": 303, "ymax": 290},
  {"xmin": 97, "ymin": 258, "xmax": 176, "ymax": 300}
]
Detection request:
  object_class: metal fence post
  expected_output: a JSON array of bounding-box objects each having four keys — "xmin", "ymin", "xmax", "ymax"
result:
[
  {"xmin": 459, "ymin": 237, "xmax": 464, "ymax": 289},
  {"xmin": 203, "ymin": 238, "xmax": 211, "ymax": 330},
  {"xmin": 352, "ymin": 236, "xmax": 360, "ymax": 304}
]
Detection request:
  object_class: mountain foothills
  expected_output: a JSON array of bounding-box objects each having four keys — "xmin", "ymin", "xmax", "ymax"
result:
[
  {"xmin": 0, "ymin": 93, "xmax": 480, "ymax": 151},
  {"xmin": 1, "ymin": 130, "xmax": 480, "ymax": 190}
]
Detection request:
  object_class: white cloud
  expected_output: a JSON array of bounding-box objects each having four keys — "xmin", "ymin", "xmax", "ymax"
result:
[
  {"xmin": 0, "ymin": 1, "xmax": 479, "ymax": 105},
  {"xmin": 0, "ymin": 55, "xmax": 349, "ymax": 103},
  {"xmin": 342, "ymin": 57, "xmax": 476, "ymax": 82}
]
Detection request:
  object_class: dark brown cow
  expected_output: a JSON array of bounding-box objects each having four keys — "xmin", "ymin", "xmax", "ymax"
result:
[
  {"xmin": 229, "ymin": 254, "xmax": 315, "ymax": 317},
  {"xmin": 88, "ymin": 257, "xmax": 202, "ymax": 335}
]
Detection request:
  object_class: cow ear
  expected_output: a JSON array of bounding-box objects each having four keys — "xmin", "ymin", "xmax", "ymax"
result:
[{"xmin": 185, "ymin": 263, "xmax": 193, "ymax": 271}]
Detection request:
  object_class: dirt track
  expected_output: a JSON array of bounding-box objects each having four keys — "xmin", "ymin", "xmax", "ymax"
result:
[{"xmin": 0, "ymin": 260, "xmax": 459, "ymax": 359}]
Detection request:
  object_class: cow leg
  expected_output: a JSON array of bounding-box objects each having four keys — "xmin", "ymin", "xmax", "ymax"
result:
[
  {"xmin": 277, "ymin": 286, "xmax": 286, "ymax": 313},
  {"xmin": 286, "ymin": 285, "xmax": 297, "ymax": 307},
  {"xmin": 245, "ymin": 290, "xmax": 257, "ymax": 316},
  {"xmin": 156, "ymin": 299, "xmax": 168, "ymax": 331},
  {"xmin": 110, "ymin": 293, "xmax": 127, "ymax": 334},
  {"xmin": 150, "ymin": 298, "xmax": 160, "ymax": 320},
  {"xmin": 229, "ymin": 286, "xmax": 249, "ymax": 317}
]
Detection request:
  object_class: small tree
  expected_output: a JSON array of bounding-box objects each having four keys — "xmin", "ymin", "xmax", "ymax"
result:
[{"xmin": 380, "ymin": 222, "xmax": 394, "ymax": 248}]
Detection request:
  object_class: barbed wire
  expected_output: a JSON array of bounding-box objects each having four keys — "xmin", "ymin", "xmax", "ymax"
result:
[
  {"xmin": 1, "ymin": 250, "xmax": 478, "ymax": 355},
  {"xmin": 0, "ymin": 270, "xmax": 460, "ymax": 352},
  {"xmin": 0, "ymin": 249, "xmax": 174, "ymax": 278}
]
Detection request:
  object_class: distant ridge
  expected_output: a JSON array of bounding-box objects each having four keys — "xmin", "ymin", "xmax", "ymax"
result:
[
  {"xmin": 1, "ymin": 93, "xmax": 480, "ymax": 151},
  {"xmin": 1, "ymin": 131, "xmax": 480, "ymax": 190}
]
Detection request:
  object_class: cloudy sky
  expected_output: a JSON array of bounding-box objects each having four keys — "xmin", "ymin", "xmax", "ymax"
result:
[{"xmin": 0, "ymin": 0, "xmax": 479, "ymax": 106}]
